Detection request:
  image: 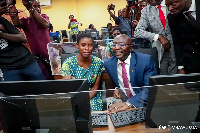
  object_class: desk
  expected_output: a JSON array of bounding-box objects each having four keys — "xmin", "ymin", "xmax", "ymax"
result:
[{"xmin": 93, "ymin": 111, "xmax": 170, "ymax": 133}]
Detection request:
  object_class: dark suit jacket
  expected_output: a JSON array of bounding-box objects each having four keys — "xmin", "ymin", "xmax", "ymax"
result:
[
  {"xmin": 167, "ymin": 0, "xmax": 200, "ymax": 73},
  {"xmin": 104, "ymin": 51, "xmax": 157, "ymax": 108}
]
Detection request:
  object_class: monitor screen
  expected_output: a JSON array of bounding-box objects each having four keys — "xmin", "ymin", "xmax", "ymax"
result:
[
  {"xmin": 61, "ymin": 42, "xmax": 78, "ymax": 54},
  {"xmin": 146, "ymin": 73, "xmax": 200, "ymax": 129},
  {"xmin": 0, "ymin": 79, "xmax": 92, "ymax": 133}
]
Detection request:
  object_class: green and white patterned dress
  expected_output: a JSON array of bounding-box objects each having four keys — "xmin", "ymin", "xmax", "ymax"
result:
[
  {"xmin": 61, "ymin": 55, "xmax": 104, "ymax": 111},
  {"xmin": 106, "ymin": 41, "xmax": 114, "ymax": 57}
]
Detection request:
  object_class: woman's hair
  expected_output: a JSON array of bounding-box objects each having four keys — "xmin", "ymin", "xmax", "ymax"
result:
[
  {"xmin": 112, "ymin": 27, "xmax": 122, "ymax": 33},
  {"xmin": 89, "ymin": 24, "xmax": 94, "ymax": 29},
  {"xmin": 77, "ymin": 33, "xmax": 94, "ymax": 44},
  {"xmin": 69, "ymin": 15, "xmax": 74, "ymax": 19}
]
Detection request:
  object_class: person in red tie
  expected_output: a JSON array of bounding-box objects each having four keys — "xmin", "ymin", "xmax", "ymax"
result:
[
  {"xmin": 134, "ymin": 0, "xmax": 177, "ymax": 75},
  {"xmin": 104, "ymin": 34, "xmax": 157, "ymax": 113}
]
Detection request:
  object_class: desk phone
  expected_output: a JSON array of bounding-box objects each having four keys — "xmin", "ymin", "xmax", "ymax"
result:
[{"xmin": 110, "ymin": 108, "xmax": 145, "ymax": 127}]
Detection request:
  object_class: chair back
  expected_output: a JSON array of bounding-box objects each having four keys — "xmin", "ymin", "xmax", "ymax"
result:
[
  {"xmin": 61, "ymin": 52, "xmax": 99, "ymax": 65},
  {"xmin": 134, "ymin": 47, "xmax": 159, "ymax": 74}
]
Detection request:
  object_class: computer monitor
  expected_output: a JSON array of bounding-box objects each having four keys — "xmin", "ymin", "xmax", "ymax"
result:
[
  {"xmin": 60, "ymin": 30, "xmax": 68, "ymax": 38},
  {"xmin": 146, "ymin": 73, "xmax": 200, "ymax": 129},
  {"xmin": 91, "ymin": 32, "xmax": 97, "ymax": 39},
  {"xmin": 85, "ymin": 29, "xmax": 92, "ymax": 34},
  {"xmin": 0, "ymin": 79, "xmax": 92, "ymax": 133},
  {"xmin": 61, "ymin": 42, "xmax": 78, "ymax": 53}
]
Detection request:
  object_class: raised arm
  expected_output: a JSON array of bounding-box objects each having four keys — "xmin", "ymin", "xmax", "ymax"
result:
[
  {"xmin": 107, "ymin": 4, "xmax": 116, "ymax": 20},
  {"xmin": 24, "ymin": 0, "xmax": 49, "ymax": 28},
  {"xmin": 0, "ymin": 16, "xmax": 27, "ymax": 43}
]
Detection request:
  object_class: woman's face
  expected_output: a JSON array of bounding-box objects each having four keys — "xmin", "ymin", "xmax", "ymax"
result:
[{"xmin": 76, "ymin": 37, "xmax": 93, "ymax": 58}]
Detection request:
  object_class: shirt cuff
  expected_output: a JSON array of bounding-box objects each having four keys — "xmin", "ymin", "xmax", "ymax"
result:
[
  {"xmin": 126, "ymin": 100, "xmax": 136, "ymax": 108},
  {"xmin": 178, "ymin": 66, "xmax": 184, "ymax": 69},
  {"xmin": 153, "ymin": 34, "xmax": 159, "ymax": 41}
]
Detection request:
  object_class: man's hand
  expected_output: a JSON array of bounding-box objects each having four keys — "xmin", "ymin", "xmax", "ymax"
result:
[
  {"xmin": 108, "ymin": 102, "xmax": 129, "ymax": 114},
  {"xmin": 132, "ymin": 20, "xmax": 138, "ymax": 27},
  {"xmin": 158, "ymin": 35, "xmax": 171, "ymax": 51},
  {"xmin": 22, "ymin": 0, "xmax": 32, "ymax": 10},
  {"xmin": 0, "ymin": 1, "xmax": 7, "ymax": 15},
  {"xmin": 113, "ymin": 89, "xmax": 122, "ymax": 99},
  {"xmin": 178, "ymin": 69, "xmax": 185, "ymax": 74},
  {"xmin": 107, "ymin": 4, "xmax": 111, "ymax": 11}
]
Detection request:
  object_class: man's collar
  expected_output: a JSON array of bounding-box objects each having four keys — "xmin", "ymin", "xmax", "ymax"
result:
[
  {"xmin": 156, "ymin": 0, "xmax": 165, "ymax": 8},
  {"xmin": 183, "ymin": 0, "xmax": 196, "ymax": 17},
  {"xmin": 117, "ymin": 53, "xmax": 131, "ymax": 65},
  {"xmin": 188, "ymin": 0, "xmax": 195, "ymax": 12}
]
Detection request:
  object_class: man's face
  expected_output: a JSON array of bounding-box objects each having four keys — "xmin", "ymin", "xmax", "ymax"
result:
[
  {"xmin": 122, "ymin": 8, "xmax": 126, "ymax": 17},
  {"xmin": 32, "ymin": 0, "xmax": 41, "ymax": 14},
  {"xmin": 112, "ymin": 35, "xmax": 132, "ymax": 62},
  {"xmin": 165, "ymin": 0, "xmax": 187, "ymax": 15},
  {"xmin": 112, "ymin": 30, "xmax": 121, "ymax": 38},
  {"xmin": 70, "ymin": 15, "xmax": 74, "ymax": 19},
  {"xmin": 118, "ymin": 9, "xmax": 122, "ymax": 17},
  {"xmin": 147, "ymin": 0, "xmax": 161, "ymax": 6},
  {"xmin": 139, "ymin": 1, "xmax": 147, "ymax": 10}
]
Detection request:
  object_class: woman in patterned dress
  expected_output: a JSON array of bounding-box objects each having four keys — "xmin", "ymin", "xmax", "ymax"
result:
[{"xmin": 61, "ymin": 33, "xmax": 104, "ymax": 111}]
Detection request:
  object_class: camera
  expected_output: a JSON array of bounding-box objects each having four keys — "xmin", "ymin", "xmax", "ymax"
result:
[
  {"xmin": 0, "ymin": 0, "xmax": 7, "ymax": 7},
  {"xmin": 109, "ymin": 3, "xmax": 115, "ymax": 10},
  {"xmin": 126, "ymin": 0, "xmax": 138, "ymax": 7},
  {"xmin": 0, "ymin": 0, "xmax": 16, "ymax": 7}
]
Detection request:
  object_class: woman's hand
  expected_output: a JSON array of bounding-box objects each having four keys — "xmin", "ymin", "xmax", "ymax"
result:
[{"xmin": 62, "ymin": 75, "xmax": 75, "ymax": 79}]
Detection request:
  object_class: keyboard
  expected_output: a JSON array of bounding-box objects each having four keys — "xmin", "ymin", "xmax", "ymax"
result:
[
  {"xmin": 91, "ymin": 112, "xmax": 108, "ymax": 126},
  {"xmin": 110, "ymin": 107, "xmax": 146, "ymax": 127}
]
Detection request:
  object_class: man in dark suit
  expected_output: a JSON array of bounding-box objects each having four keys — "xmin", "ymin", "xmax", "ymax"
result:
[
  {"xmin": 166, "ymin": 1, "xmax": 200, "ymax": 132},
  {"xmin": 166, "ymin": 0, "xmax": 200, "ymax": 74},
  {"xmin": 104, "ymin": 34, "xmax": 157, "ymax": 113}
]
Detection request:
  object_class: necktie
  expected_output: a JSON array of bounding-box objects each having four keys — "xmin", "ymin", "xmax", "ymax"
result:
[
  {"xmin": 158, "ymin": 5, "xmax": 166, "ymax": 29},
  {"xmin": 120, "ymin": 62, "xmax": 133, "ymax": 98},
  {"xmin": 186, "ymin": 11, "xmax": 196, "ymax": 26}
]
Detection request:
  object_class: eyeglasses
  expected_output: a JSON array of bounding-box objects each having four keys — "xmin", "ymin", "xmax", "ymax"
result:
[{"xmin": 111, "ymin": 43, "xmax": 132, "ymax": 48}]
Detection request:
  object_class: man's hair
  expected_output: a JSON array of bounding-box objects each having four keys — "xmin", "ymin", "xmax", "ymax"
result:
[
  {"xmin": 140, "ymin": 0, "xmax": 147, "ymax": 2},
  {"xmin": 69, "ymin": 15, "xmax": 74, "ymax": 19},
  {"xmin": 112, "ymin": 27, "xmax": 122, "ymax": 33},
  {"xmin": 89, "ymin": 24, "xmax": 94, "ymax": 29},
  {"xmin": 77, "ymin": 33, "xmax": 94, "ymax": 44},
  {"xmin": 107, "ymin": 23, "xmax": 112, "ymax": 28}
]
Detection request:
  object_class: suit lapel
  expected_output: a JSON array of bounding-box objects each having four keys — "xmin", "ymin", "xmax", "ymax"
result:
[
  {"xmin": 165, "ymin": 8, "xmax": 170, "ymax": 31},
  {"xmin": 110, "ymin": 57, "xmax": 119, "ymax": 87},
  {"xmin": 151, "ymin": 6, "xmax": 163, "ymax": 29},
  {"xmin": 129, "ymin": 52, "xmax": 136, "ymax": 87}
]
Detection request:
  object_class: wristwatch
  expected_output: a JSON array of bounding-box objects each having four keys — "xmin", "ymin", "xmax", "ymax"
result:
[
  {"xmin": 28, "ymin": 8, "xmax": 35, "ymax": 14},
  {"xmin": 125, "ymin": 101, "xmax": 133, "ymax": 108}
]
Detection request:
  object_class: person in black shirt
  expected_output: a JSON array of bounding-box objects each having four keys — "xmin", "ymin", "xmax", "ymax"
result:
[{"xmin": 0, "ymin": 2, "xmax": 45, "ymax": 81}]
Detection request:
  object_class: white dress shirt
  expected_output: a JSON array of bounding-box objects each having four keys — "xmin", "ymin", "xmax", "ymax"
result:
[
  {"xmin": 117, "ymin": 54, "xmax": 136, "ymax": 97},
  {"xmin": 183, "ymin": 0, "xmax": 196, "ymax": 20}
]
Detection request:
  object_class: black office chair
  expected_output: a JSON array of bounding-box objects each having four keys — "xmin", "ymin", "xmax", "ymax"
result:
[
  {"xmin": 60, "ymin": 30, "xmax": 68, "ymax": 38},
  {"xmin": 134, "ymin": 47, "xmax": 159, "ymax": 74},
  {"xmin": 132, "ymin": 38, "xmax": 151, "ymax": 49},
  {"xmin": 61, "ymin": 52, "xmax": 99, "ymax": 64}
]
